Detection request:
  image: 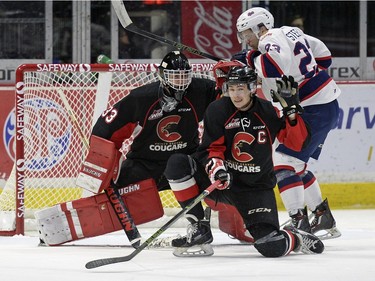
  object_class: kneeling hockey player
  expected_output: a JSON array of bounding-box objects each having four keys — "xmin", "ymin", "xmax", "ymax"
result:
[{"xmin": 164, "ymin": 61, "xmax": 324, "ymax": 257}]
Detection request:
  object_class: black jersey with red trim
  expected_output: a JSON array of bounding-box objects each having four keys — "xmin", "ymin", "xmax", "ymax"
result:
[
  {"xmin": 197, "ymin": 96, "xmax": 309, "ymax": 190},
  {"xmin": 92, "ymin": 78, "xmax": 219, "ymax": 163}
]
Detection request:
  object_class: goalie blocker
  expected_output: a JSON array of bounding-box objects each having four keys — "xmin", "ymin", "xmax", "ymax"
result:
[
  {"xmin": 35, "ymin": 178, "xmax": 163, "ymax": 246},
  {"xmin": 76, "ymin": 135, "xmax": 121, "ymax": 195}
]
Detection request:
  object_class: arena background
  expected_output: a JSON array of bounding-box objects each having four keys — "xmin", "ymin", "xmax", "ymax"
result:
[{"xmin": 0, "ymin": 1, "xmax": 374, "ymax": 211}]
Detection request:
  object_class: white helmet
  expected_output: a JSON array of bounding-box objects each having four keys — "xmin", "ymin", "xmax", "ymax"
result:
[{"xmin": 236, "ymin": 7, "xmax": 274, "ymax": 41}]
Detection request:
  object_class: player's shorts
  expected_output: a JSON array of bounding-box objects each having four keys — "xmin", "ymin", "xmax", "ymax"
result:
[
  {"xmin": 207, "ymin": 187, "xmax": 280, "ymax": 230},
  {"xmin": 276, "ymin": 99, "xmax": 339, "ymax": 162}
]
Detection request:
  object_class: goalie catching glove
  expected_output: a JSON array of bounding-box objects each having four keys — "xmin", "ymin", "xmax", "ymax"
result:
[
  {"xmin": 205, "ymin": 158, "xmax": 232, "ymax": 190},
  {"xmin": 270, "ymin": 75, "xmax": 303, "ymax": 120}
]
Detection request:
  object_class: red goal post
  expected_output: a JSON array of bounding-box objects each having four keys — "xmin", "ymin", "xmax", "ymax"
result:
[{"xmin": 0, "ymin": 63, "xmax": 215, "ymax": 236}]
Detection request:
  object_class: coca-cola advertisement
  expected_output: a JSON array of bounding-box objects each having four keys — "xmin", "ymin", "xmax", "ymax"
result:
[{"xmin": 181, "ymin": 1, "xmax": 242, "ymax": 60}]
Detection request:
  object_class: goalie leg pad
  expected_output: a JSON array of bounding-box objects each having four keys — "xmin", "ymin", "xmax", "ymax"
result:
[
  {"xmin": 36, "ymin": 178, "xmax": 163, "ymax": 246},
  {"xmin": 35, "ymin": 204, "xmax": 80, "ymax": 246},
  {"xmin": 205, "ymin": 198, "xmax": 254, "ymax": 244}
]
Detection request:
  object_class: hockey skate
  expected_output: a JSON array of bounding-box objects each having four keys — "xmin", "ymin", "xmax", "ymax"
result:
[
  {"xmin": 284, "ymin": 207, "xmax": 312, "ymax": 233},
  {"xmin": 172, "ymin": 214, "xmax": 213, "ymax": 257},
  {"xmin": 310, "ymin": 198, "xmax": 341, "ymax": 240},
  {"xmin": 290, "ymin": 228, "xmax": 324, "ymax": 254}
]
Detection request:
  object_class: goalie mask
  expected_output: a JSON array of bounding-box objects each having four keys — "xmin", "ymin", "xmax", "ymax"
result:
[{"xmin": 158, "ymin": 51, "xmax": 192, "ymax": 112}]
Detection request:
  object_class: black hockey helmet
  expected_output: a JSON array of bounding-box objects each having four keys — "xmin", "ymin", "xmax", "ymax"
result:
[
  {"xmin": 158, "ymin": 51, "xmax": 192, "ymax": 111},
  {"xmin": 223, "ymin": 66, "xmax": 257, "ymax": 96}
]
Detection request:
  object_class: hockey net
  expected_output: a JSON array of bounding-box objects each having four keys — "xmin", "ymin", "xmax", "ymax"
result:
[{"xmin": 0, "ymin": 63, "xmax": 215, "ymax": 236}]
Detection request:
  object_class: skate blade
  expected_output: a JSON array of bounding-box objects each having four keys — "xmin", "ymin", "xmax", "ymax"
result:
[
  {"xmin": 314, "ymin": 227, "xmax": 342, "ymax": 240},
  {"xmin": 173, "ymin": 244, "xmax": 214, "ymax": 257}
]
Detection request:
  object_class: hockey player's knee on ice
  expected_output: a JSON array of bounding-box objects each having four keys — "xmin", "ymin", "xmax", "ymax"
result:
[{"xmin": 252, "ymin": 224, "xmax": 294, "ymax": 257}]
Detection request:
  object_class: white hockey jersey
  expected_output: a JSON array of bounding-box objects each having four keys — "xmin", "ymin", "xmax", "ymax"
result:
[{"xmin": 252, "ymin": 26, "xmax": 341, "ymax": 107}]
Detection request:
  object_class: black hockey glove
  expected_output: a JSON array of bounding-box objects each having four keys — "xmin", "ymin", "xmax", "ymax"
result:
[
  {"xmin": 231, "ymin": 49, "xmax": 261, "ymax": 69},
  {"xmin": 231, "ymin": 49, "xmax": 248, "ymax": 65},
  {"xmin": 205, "ymin": 158, "xmax": 232, "ymax": 190},
  {"xmin": 270, "ymin": 75, "xmax": 303, "ymax": 118}
]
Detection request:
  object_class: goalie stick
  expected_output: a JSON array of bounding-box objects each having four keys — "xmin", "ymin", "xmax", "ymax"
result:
[
  {"xmin": 57, "ymin": 89, "xmax": 141, "ymax": 248},
  {"xmin": 57, "ymin": 89, "xmax": 90, "ymax": 149},
  {"xmin": 85, "ymin": 180, "xmax": 220, "ymax": 269},
  {"xmin": 111, "ymin": 0, "xmax": 222, "ymax": 61}
]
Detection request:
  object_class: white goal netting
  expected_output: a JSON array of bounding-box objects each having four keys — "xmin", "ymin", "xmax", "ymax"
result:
[{"xmin": 0, "ymin": 63, "xmax": 215, "ymax": 235}]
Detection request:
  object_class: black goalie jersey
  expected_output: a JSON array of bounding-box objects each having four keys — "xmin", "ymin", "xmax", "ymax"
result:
[
  {"xmin": 92, "ymin": 78, "xmax": 219, "ymax": 163},
  {"xmin": 197, "ymin": 96, "xmax": 309, "ymax": 191}
]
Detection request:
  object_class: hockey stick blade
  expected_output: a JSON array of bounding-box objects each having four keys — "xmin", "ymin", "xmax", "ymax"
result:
[
  {"xmin": 111, "ymin": 0, "xmax": 222, "ymax": 61},
  {"xmin": 85, "ymin": 180, "xmax": 220, "ymax": 269}
]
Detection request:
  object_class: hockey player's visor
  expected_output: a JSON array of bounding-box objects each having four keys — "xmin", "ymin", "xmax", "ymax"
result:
[{"xmin": 237, "ymin": 30, "xmax": 253, "ymax": 43}]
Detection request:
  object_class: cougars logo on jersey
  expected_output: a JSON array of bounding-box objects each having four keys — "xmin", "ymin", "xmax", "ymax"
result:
[
  {"xmin": 232, "ymin": 132, "xmax": 255, "ymax": 162},
  {"xmin": 157, "ymin": 115, "xmax": 182, "ymax": 142}
]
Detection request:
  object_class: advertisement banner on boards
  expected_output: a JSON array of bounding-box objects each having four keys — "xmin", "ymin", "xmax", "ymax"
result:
[
  {"xmin": 0, "ymin": 87, "xmax": 15, "ymax": 187},
  {"xmin": 0, "ymin": 83, "xmax": 374, "ymax": 185},
  {"xmin": 308, "ymin": 83, "xmax": 375, "ymax": 182}
]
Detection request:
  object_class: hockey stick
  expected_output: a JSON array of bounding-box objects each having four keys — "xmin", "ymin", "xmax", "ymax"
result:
[
  {"xmin": 57, "ymin": 88, "xmax": 141, "ymax": 248},
  {"xmin": 85, "ymin": 180, "xmax": 220, "ymax": 269},
  {"xmin": 111, "ymin": 0, "xmax": 222, "ymax": 61},
  {"xmin": 58, "ymin": 89, "xmax": 90, "ymax": 149}
]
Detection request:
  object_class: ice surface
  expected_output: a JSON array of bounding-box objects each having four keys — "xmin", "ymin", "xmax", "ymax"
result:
[{"xmin": 1, "ymin": 210, "xmax": 374, "ymax": 281}]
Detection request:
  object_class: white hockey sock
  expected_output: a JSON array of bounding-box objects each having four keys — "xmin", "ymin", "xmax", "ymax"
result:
[
  {"xmin": 304, "ymin": 179, "xmax": 323, "ymax": 211},
  {"xmin": 279, "ymin": 184, "xmax": 305, "ymax": 216}
]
